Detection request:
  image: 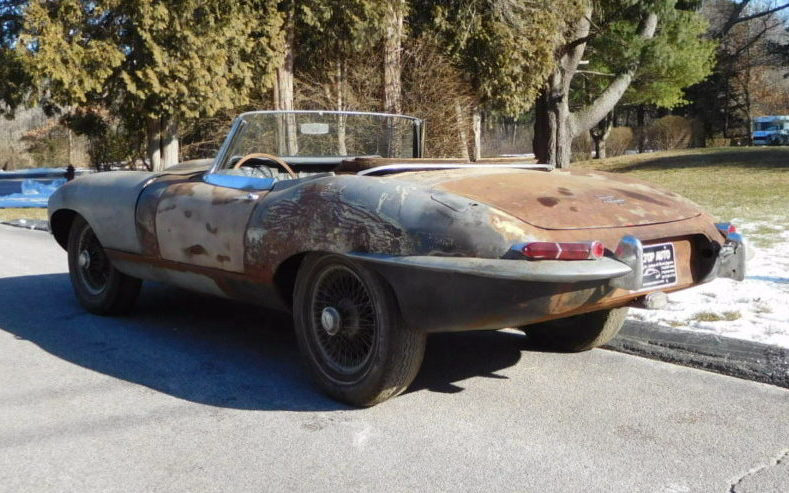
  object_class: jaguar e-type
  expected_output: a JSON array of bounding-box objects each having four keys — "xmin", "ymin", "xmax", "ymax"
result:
[{"xmin": 48, "ymin": 111, "xmax": 747, "ymax": 406}]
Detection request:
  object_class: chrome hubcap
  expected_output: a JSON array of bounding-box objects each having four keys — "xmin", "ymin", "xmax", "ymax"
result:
[
  {"xmin": 321, "ymin": 306, "xmax": 342, "ymax": 336},
  {"xmin": 78, "ymin": 250, "xmax": 91, "ymax": 269},
  {"xmin": 75, "ymin": 226, "xmax": 110, "ymax": 295}
]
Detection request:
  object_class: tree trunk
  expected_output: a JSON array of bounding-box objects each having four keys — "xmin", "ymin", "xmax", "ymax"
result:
[
  {"xmin": 592, "ymin": 131, "xmax": 607, "ymax": 159},
  {"xmin": 147, "ymin": 116, "xmax": 179, "ymax": 172},
  {"xmin": 590, "ymin": 112, "xmax": 613, "ymax": 159},
  {"xmin": 383, "ymin": 1, "xmax": 404, "ymax": 115},
  {"xmin": 67, "ymin": 128, "xmax": 73, "ymax": 166},
  {"xmin": 161, "ymin": 117, "xmax": 179, "ymax": 168},
  {"xmin": 471, "ymin": 108, "xmax": 482, "ymax": 161},
  {"xmin": 382, "ymin": 1, "xmax": 404, "ymax": 157},
  {"xmin": 742, "ymin": 53, "xmax": 753, "ymax": 146},
  {"xmin": 274, "ymin": 10, "xmax": 297, "ymax": 156},
  {"xmin": 532, "ymin": 7, "xmax": 592, "ymax": 168},
  {"xmin": 454, "ymin": 101, "xmax": 470, "ymax": 160},
  {"xmin": 533, "ymin": 9, "xmax": 658, "ymax": 168},
  {"xmin": 336, "ymin": 58, "xmax": 347, "ymax": 156},
  {"xmin": 147, "ymin": 117, "xmax": 162, "ymax": 172},
  {"xmin": 533, "ymin": 70, "xmax": 575, "ymax": 167},
  {"xmin": 636, "ymin": 105, "xmax": 646, "ymax": 153}
]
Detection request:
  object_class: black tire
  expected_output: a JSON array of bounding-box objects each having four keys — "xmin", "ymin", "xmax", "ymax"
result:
[
  {"xmin": 522, "ymin": 307, "xmax": 628, "ymax": 352},
  {"xmin": 293, "ymin": 253, "xmax": 426, "ymax": 407},
  {"xmin": 67, "ymin": 216, "xmax": 142, "ymax": 315}
]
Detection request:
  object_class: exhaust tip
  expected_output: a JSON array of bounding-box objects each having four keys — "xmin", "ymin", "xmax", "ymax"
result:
[{"xmin": 632, "ymin": 291, "xmax": 668, "ymax": 310}]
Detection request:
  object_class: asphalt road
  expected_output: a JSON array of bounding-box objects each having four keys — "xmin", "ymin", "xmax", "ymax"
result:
[{"xmin": 1, "ymin": 224, "xmax": 787, "ymax": 492}]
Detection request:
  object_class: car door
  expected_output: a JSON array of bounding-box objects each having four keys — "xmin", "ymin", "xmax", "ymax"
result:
[{"xmin": 154, "ymin": 175, "xmax": 270, "ymax": 273}]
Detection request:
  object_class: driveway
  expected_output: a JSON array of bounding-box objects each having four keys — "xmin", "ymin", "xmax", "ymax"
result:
[{"xmin": 0, "ymin": 225, "xmax": 787, "ymax": 492}]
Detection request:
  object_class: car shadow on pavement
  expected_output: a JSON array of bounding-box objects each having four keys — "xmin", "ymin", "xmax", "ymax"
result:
[
  {"xmin": 0, "ymin": 273, "xmax": 526, "ymax": 411},
  {"xmin": 408, "ymin": 331, "xmax": 522, "ymax": 395}
]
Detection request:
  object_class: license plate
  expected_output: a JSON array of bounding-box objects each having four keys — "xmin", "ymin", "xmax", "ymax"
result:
[{"xmin": 641, "ymin": 242, "xmax": 677, "ymax": 290}]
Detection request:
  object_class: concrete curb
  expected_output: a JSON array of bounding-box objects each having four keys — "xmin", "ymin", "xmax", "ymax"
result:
[
  {"xmin": 0, "ymin": 219, "xmax": 49, "ymax": 232},
  {"xmin": 606, "ymin": 320, "xmax": 789, "ymax": 389}
]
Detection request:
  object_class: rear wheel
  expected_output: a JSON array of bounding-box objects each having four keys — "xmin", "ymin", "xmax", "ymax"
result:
[
  {"xmin": 293, "ymin": 254, "xmax": 426, "ymax": 407},
  {"xmin": 522, "ymin": 307, "xmax": 628, "ymax": 352},
  {"xmin": 67, "ymin": 216, "xmax": 141, "ymax": 315}
]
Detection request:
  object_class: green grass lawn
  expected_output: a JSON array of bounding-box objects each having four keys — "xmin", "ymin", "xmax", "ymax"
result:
[{"xmin": 575, "ymin": 147, "xmax": 789, "ymax": 247}]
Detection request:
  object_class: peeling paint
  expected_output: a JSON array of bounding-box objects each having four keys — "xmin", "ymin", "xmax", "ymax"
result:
[{"xmin": 102, "ymin": 165, "xmax": 723, "ymax": 329}]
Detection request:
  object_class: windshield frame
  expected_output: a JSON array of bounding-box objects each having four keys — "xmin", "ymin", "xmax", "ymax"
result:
[{"xmin": 209, "ymin": 110, "xmax": 424, "ymax": 174}]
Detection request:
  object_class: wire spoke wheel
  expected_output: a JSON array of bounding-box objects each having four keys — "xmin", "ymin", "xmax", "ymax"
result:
[
  {"xmin": 310, "ymin": 265, "xmax": 378, "ymax": 379},
  {"xmin": 76, "ymin": 225, "xmax": 110, "ymax": 295},
  {"xmin": 293, "ymin": 254, "xmax": 427, "ymax": 406},
  {"xmin": 67, "ymin": 216, "xmax": 142, "ymax": 315}
]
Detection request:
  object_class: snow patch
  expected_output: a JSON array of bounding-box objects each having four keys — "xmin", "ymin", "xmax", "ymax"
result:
[{"xmin": 631, "ymin": 221, "xmax": 789, "ymax": 348}]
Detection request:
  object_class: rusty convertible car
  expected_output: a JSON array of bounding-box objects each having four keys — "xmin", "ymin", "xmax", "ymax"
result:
[{"xmin": 48, "ymin": 110, "xmax": 747, "ymax": 406}]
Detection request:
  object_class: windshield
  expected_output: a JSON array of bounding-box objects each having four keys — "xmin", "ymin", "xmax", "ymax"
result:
[
  {"xmin": 753, "ymin": 121, "xmax": 786, "ymax": 131},
  {"xmin": 215, "ymin": 111, "xmax": 422, "ymax": 169}
]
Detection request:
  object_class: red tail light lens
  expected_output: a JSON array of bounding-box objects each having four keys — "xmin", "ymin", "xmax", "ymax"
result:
[{"xmin": 521, "ymin": 241, "xmax": 605, "ymax": 260}]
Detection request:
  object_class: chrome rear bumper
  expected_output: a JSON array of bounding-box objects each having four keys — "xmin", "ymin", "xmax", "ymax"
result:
[
  {"xmin": 610, "ymin": 230, "xmax": 748, "ymax": 290},
  {"xmin": 714, "ymin": 231, "xmax": 748, "ymax": 281}
]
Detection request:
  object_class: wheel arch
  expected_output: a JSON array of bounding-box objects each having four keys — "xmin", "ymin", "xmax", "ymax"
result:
[
  {"xmin": 271, "ymin": 250, "xmax": 404, "ymax": 312},
  {"xmin": 272, "ymin": 252, "xmax": 310, "ymax": 309},
  {"xmin": 50, "ymin": 209, "xmax": 80, "ymax": 250}
]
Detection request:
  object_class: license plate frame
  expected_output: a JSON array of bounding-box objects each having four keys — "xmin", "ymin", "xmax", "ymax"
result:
[{"xmin": 640, "ymin": 242, "xmax": 678, "ymax": 291}]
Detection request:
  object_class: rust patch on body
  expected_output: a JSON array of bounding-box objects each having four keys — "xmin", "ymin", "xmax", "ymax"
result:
[
  {"xmin": 436, "ymin": 169, "xmax": 701, "ymax": 230},
  {"xmin": 537, "ymin": 197, "xmax": 559, "ymax": 207},
  {"xmin": 615, "ymin": 189, "xmax": 669, "ymax": 206},
  {"xmin": 245, "ymin": 181, "xmax": 423, "ymax": 280},
  {"xmin": 185, "ymin": 244, "xmax": 207, "ymax": 256},
  {"xmin": 156, "ymin": 181, "xmax": 265, "ymax": 273},
  {"xmin": 134, "ymin": 174, "xmax": 191, "ymax": 257}
]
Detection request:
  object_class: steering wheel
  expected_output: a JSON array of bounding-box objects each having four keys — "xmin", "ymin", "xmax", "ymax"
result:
[{"xmin": 232, "ymin": 152, "xmax": 298, "ymax": 179}]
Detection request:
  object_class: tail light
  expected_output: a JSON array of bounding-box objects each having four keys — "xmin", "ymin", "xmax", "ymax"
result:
[{"xmin": 521, "ymin": 241, "xmax": 605, "ymax": 260}]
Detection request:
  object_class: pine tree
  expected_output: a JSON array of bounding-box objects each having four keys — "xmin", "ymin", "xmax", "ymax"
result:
[
  {"xmin": 20, "ymin": 0, "xmax": 284, "ymax": 170},
  {"xmin": 0, "ymin": 0, "xmax": 32, "ymax": 117},
  {"xmin": 582, "ymin": 7, "xmax": 716, "ymax": 157}
]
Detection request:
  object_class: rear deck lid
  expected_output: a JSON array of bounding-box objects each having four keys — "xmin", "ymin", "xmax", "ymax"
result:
[{"xmin": 433, "ymin": 168, "xmax": 701, "ymax": 230}]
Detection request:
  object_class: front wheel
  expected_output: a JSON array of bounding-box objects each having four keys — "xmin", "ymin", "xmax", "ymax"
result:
[
  {"xmin": 522, "ymin": 307, "xmax": 628, "ymax": 352},
  {"xmin": 293, "ymin": 254, "xmax": 426, "ymax": 407},
  {"xmin": 67, "ymin": 216, "xmax": 142, "ymax": 315}
]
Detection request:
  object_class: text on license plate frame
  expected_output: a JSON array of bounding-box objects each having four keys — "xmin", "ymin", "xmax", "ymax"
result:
[{"xmin": 640, "ymin": 242, "xmax": 678, "ymax": 291}]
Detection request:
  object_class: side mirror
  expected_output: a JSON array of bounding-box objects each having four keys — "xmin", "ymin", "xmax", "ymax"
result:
[{"xmin": 203, "ymin": 173, "xmax": 276, "ymax": 191}]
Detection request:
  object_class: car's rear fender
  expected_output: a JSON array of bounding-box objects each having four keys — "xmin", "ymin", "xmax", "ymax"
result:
[
  {"xmin": 244, "ymin": 174, "xmax": 533, "ymax": 280},
  {"xmin": 350, "ymin": 235, "xmax": 722, "ymax": 333}
]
